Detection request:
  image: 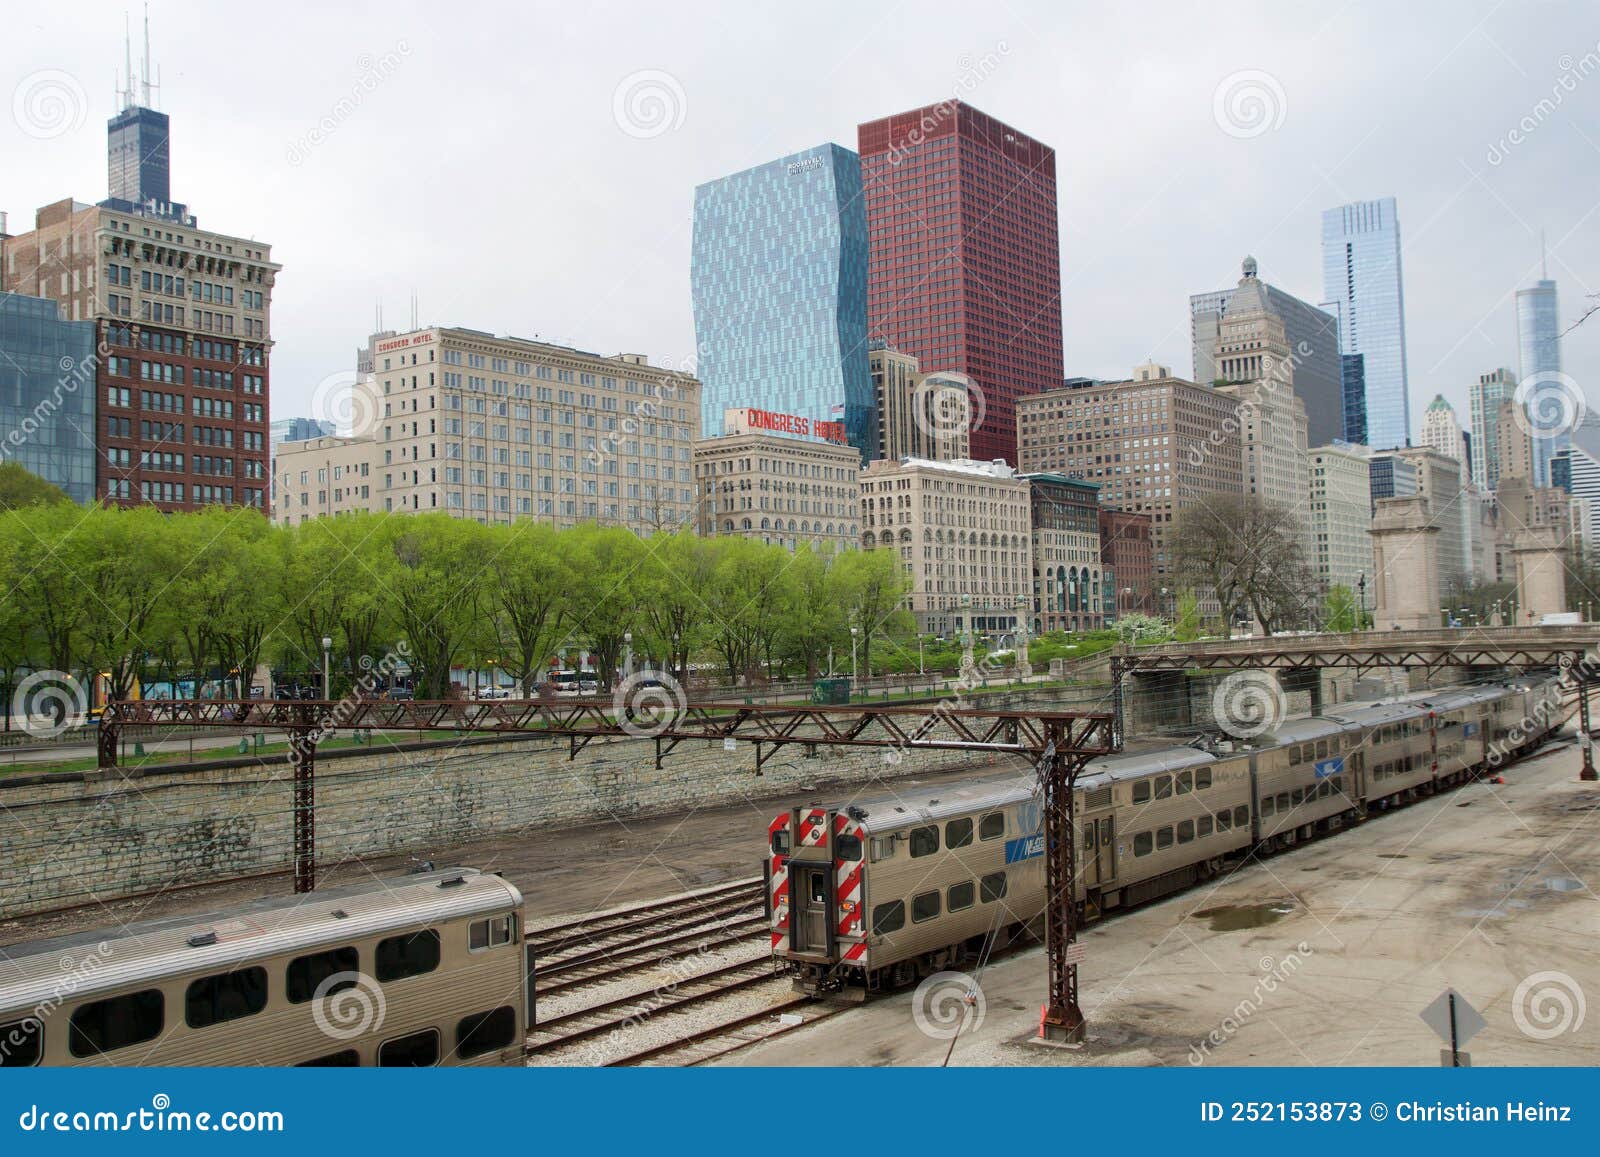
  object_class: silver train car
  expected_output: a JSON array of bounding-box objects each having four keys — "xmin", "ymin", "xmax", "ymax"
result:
[
  {"xmin": 0, "ymin": 868, "xmax": 528, "ymax": 1067},
  {"xmin": 767, "ymin": 676, "xmax": 1564, "ymax": 998}
]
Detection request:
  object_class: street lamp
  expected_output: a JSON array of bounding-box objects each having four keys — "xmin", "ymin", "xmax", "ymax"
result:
[
  {"xmin": 1356, "ymin": 573, "xmax": 1366, "ymax": 630},
  {"xmin": 918, "ymin": 636, "xmax": 925, "ymax": 676},
  {"xmin": 320, "ymin": 636, "xmax": 332, "ymax": 700},
  {"xmin": 623, "ymin": 631, "xmax": 634, "ymax": 681},
  {"xmin": 850, "ymin": 627, "xmax": 859, "ymax": 686}
]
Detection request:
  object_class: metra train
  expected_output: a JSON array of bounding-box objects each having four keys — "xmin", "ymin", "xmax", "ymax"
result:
[{"xmin": 765, "ymin": 677, "xmax": 1566, "ymax": 999}]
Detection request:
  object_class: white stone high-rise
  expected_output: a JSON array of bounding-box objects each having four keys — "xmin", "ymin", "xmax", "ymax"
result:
[{"xmin": 1420, "ymin": 394, "xmax": 1467, "ymax": 465}]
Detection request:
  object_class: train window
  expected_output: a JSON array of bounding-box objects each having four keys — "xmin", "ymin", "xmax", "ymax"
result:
[
  {"xmin": 1261, "ymin": 796, "xmax": 1275, "ymax": 816},
  {"xmin": 1216, "ymin": 811, "xmax": 1232, "ymax": 832},
  {"xmin": 1233, "ymin": 806, "xmax": 1248, "ymax": 827},
  {"xmin": 1318, "ymin": 781, "xmax": 1333, "ymax": 799},
  {"xmin": 1156, "ymin": 826, "xmax": 1174, "ymax": 850},
  {"xmin": 0, "ymin": 1018, "xmax": 41, "ymax": 1067},
  {"xmin": 909, "ymin": 826, "xmax": 939, "ymax": 858},
  {"xmin": 456, "ymin": 1006, "xmax": 518, "ymax": 1059},
  {"xmin": 287, "ymin": 946, "xmax": 360, "ymax": 1003},
  {"xmin": 68, "ymin": 989, "xmax": 163, "ymax": 1057},
  {"xmin": 378, "ymin": 1028, "xmax": 439, "ymax": 1067},
  {"xmin": 872, "ymin": 901, "xmax": 905, "ymax": 934},
  {"xmin": 771, "ymin": 829, "xmax": 790, "ymax": 855},
  {"xmin": 808, "ymin": 873, "xmax": 826, "ymax": 904},
  {"xmin": 297, "ymin": 1049, "xmax": 361, "ymax": 1067},
  {"xmin": 1177, "ymin": 820, "xmax": 1194, "ymax": 844},
  {"xmin": 1289, "ymin": 746, "xmax": 1301, "ymax": 766},
  {"xmin": 377, "ymin": 929, "xmax": 441, "ymax": 982},
  {"xmin": 1083, "ymin": 827, "xmax": 1096, "ymax": 852},
  {"xmin": 978, "ymin": 813, "xmax": 1004, "ymax": 840},
  {"xmin": 1133, "ymin": 832, "xmax": 1153, "ymax": 856},
  {"xmin": 946, "ymin": 818, "xmax": 974, "ymax": 849},
  {"xmin": 1131, "ymin": 781, "xmax": 1151, "ymax": 804},
  {"xmin": 1195, "ymin": 768, "xmax": 1212, "ymax": 790},
  {"xmin": 911, "ymin": 890, "xmax": 941, "ymax": 923},
  {"xmin": 1175, "ymin": 770, "xmax": 1192, "ymax": 795},
  {"xmin": 1290, "ymin": 789, "xmax": 1303, "ymax": 806},
  {"xmin": 980, "ymin": 872, "xmax": 1008, "ymax": 902},
  {"xmin": 469, "ymin": 915, "xmax": 516, "ymax": 951},
  {"xmin": 870, "ymin": 836, "xmax": 898, "ymax": 862},
  {"xmin": 948, "ymin": 881, "xmax": 976, "ymax": 912},
  {"xmin": 185, "ymin": 967, "xmax": 268, "ymax": 1029},
  {"xmin": 1154, "ymin": 776, "xmax": 1173, "ymax": 800},
  {"xmin": 835, "ymin": 834, "xmax": 863, "ymax": 861},
  {"xmin": 1316, "ymin": 740, "xmax": 1328, "ymax": 759},
  {"xmin": 1276, "ymin": 792, "xmax": 1290, "ymax": 812}
]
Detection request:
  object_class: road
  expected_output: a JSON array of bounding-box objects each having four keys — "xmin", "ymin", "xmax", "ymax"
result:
[{"xmin": 727, "ymin": 738, "xmax": 1600, "ymax": 1067}]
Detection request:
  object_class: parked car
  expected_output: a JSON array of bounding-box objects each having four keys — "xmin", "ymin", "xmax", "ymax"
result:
[
  {"xmin": 385, "ymin": 686, "xmax": 414, "ymax": 701},
  {"xmin": 476, "ymin": 686, "xmax": 512, "ymax": 700}
]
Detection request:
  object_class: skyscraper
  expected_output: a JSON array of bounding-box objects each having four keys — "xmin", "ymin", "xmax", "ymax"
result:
[
  {"xmin": 1516, "ymin": 268, "xmax": 1562, "ymax": 486},
  {"xmin": 1322, "ymin": 198, "xmax": 1410, "ymax": 450},
  {"xmin": 691, "ymin": 143, "xmax": 874, "ymax": 459},
  {"xmin": 858, "ymin": 102, "xmax": 1063, "ymax": 464},
  {"xmin": 1341, "ymin": 353, "xmax": 1368, "ymax": 445},
  {"xmin": 1467, "ymin": 368, "xmax": 1517, "ymax": 490},
  {"xmin": 1420, "ymin": 394, "xmax": 1467, "ymax": 465}
]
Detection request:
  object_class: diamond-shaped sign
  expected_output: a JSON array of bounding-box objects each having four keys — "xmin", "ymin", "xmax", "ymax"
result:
[{"xmin": 1420, "ymin": 989, "xmax": 1486, "ymax": 1045}]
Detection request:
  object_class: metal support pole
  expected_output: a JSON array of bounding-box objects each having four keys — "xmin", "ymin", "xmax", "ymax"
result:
[
  {"xmin": 290, "ymin": 710, "xmax": 318, "ymax": 894},
  {"xmin": 97, "ymin": 715, "xmax": 121, "ymax": 769},
  {"xmin": 1040, "ymin": 721, "xmax": 1086, "ymax": 1043},
  {"xmin": 1580, "ymin": 671, "xmax": 1597, "ymax": 781},
  {"xmin": 1109, "ymin": 656, "xmax": 1125, "ymax": 750}
]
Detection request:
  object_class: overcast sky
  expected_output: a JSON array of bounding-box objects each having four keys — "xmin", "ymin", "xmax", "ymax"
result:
[{"xmin": 6, "ymin": 0, "xmax": 1597, "ymax": 441}]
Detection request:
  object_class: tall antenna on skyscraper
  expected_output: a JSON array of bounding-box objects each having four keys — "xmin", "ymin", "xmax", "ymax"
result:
[
  {"xmin": 1541, "ymin": 229, "xmax": 1548, "ymax": 280},
  {"xmin": 141, "ymin": 2, "xmax": 155, "ymax": 108},
  {"xmin": 122, "ymin": 13, "xmax": 134, "ymax": 109}
]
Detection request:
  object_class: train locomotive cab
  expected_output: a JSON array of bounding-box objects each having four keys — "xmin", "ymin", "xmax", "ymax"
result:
[{"xmin": 767, "ymin": 806, "xmax": 869, "ymax": 1000}]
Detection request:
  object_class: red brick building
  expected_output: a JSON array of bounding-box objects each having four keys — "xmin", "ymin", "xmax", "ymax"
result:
[
  {"xmin": 857, "ymin": 102, "xmax": 1063, "ymax": 466},
  {"xmin": 1099, "ymin": 508, "xmax": 1154, "ymax": 617}
]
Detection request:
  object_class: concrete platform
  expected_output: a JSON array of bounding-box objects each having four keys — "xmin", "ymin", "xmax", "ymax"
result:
[{"xmin": 724, "ymin": 740, "xmax": 1600, "ymax": 1067}]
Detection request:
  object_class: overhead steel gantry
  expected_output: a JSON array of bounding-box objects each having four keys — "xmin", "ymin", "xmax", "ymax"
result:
[
  {"xmin": 97, "ymin": 696, "xmax": 1116, "ymax": 1042},
  {"xmin": 1109, "ymin": 625, "xmax": 1600, "ymax": 777}
]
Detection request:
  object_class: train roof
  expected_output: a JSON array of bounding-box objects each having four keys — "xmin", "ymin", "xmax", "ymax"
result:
[
  {"xmin": 0, "ymin": 868, "xmax": 523, "ymax": 1016},
  {"xmin": 1259, "ymin": 715, "xmax": 1357, "ymax": 745}
]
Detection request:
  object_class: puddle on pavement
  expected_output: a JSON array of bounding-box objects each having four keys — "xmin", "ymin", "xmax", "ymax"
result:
[
  {"xmin": 1377, "ymin": 853, "xmax": 1408, "ymax": 859},
  {"xmin": 1544, "ymin": 877, "xmax": 1585, "ymax": 893},
  {"xmin": 1190, "ymin": 900, "xmax": 1297, "ymax": 931}
]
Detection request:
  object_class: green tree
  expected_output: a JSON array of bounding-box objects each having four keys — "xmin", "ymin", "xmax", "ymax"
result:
[
  {"xmin": 1321, "ymin": 584, "xmax": 1361, "ymax": 633},
  {"xmin": 564, "ymin": 524, "xmax": 645, "ymax": 690},
  {"xmin": 0, "ymin": 462, "xmax": 72, "ymax": 511},
  {"xmin": 833, "ymin": 547, "xmax": 914, "ymax": 677},
  {"xmin": 380, "ymin": 515, "xmax": 492, "ymax": 698},
  {"xmin": 486, "ymin": 521, "xmax": 572, "ymax": 693}
]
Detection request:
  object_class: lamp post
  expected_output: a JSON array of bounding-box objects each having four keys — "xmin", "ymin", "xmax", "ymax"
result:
[
  {"xmin": 1016, "ymin": 596, "xmax": 1032, "ymax": 680},
  {"xmin": 321, "ymin": 636, "xmax": 332, "ymax": 700},
  {"xmin": 918, "ymin": 636, "xmax": 925, "ymax": 677},
  {"xmin": 623, "ymin": 631, "xmax": 634, "ymax": 682},
  {"xmin": 1357, "ymin": 573, "xmax": 1367, "ymax": 630},
  {"xmin": 850, "ymin": 627, "xmax": 859, "ymax": 687}
]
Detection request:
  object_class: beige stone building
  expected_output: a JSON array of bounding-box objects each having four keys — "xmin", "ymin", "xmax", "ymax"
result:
[
  {"xmin": 1394, "ymin": 446, "xmax": 1466, "ymax": 592},
  {"xmin": 693, "ymin": 410, "xmax": 861, "ymax": 552},
  {"xmin": 1015, "ymin": 365, "xmax": 1243, "ymax": 582},
  {"xmin": 1307, "ymin": 443, "xmax": 1374, "ymax": 597},
  {"xmin": 869, "ymin": 344, "xmax": 970, "ymax": 463},
  {"xmin": 860, "ymin": 457, "xmax": 1030, "ymax": 637},
  {"xmin": 275, "ymin": 435, "xmax": 378, "ymax": 526},
  {"xmin": 1496, "ymin": 398, "xmax": 1534, "ymax": 485},
  {"xmin": 362, "ymin": 328, "xmax": 701, "ymax": 532}
]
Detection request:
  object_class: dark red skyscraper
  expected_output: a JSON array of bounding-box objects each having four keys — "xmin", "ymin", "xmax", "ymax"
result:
[{"xmin": 858, "ymin": 102, "xmax": 1063, "ymax": 465}]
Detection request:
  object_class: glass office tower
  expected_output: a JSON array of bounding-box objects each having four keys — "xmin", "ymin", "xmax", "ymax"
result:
[
  {"xmin": 1516, "ymin": 277, "xmax": 1562, "ymax": 485},
  {"xmin": 1322, "ymin": 198, "xmax": 1410, "ymax": 450},
  {"xmin": 0, "ymin": 295, "xmax": 97, "ymax": 503},
  {"xmin": 690, "ymin": 143, "xmax": 874, "ymax": 459}
]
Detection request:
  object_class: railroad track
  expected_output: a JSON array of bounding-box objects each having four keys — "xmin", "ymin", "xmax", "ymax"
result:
[
  {"xmin": 608, "ymin": 996, "xmax": 850, "ymax": 1067},
  {"xmin": 528, "ymin": 876, "xmax": 761, "ymax": 954}
]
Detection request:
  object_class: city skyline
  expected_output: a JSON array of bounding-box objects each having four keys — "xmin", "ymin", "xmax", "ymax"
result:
[{"xmin": 4, "ymin": 3, "xmax": 1594, "ymax": 455}]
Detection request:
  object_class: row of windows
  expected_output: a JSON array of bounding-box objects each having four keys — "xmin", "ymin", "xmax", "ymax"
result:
[
  {"xmin": 871, "ymin": 872, "xmax": 1009, "ymax": 934},
  {"xmin": 0, "ymin": 915, "xmax": 516, "ymax": 1063},
  {"xmin": 1261, "ymin": 778, "xmax": 1345, "ymax": 814},
  {"xmin": 1129, "ymin": 766, "xmax": 1214, "ymax": 804},
  {"xmin": 1132, "ymin": 806, "xmax": 1250, "ymax": 856},
  {"xmin": 903, "ymin": 812, "xmax": 1006, "ymax": 859}
]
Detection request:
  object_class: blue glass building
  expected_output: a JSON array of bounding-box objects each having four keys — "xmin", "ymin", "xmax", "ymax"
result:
[
  {"xmin": 1341, "ymin": 353, "xmax": 1368, "ymax": 445},
  {"xmin": 691, "ymin": 143, "xmax": 875, "ymax": 459},
  {"xmin": 0, "ymin": 295, "xmax": 97, "ymax": 503},
  {"xmin": 1516, "ymin": 276, "xmax": 1562, "ymax": 485},
  {"xmin": 1322, "ymin": 198, "xmax": 1410, "ymax": 450}
]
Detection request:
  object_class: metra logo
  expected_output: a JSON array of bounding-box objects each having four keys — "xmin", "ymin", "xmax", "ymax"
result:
[
  {"xmin": 1314, "ymin": 757, "xmax": 1344, "ymax": 779},
  {"xmin": 1005, "ymin": 834, "xmax": 1045, "ymax": 864},
  {"xmin": 786, "ymin": 155, "xmax": 824, "ymax": 175}
]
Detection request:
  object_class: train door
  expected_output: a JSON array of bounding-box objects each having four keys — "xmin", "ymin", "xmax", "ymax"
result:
[
  {"xmin": 791, "ymin": 864, "xmax": 833, "ymax": 957},
  {"xmin": 1096, "ymin": 816, "xmax": 1117, "ymax": 883}
]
